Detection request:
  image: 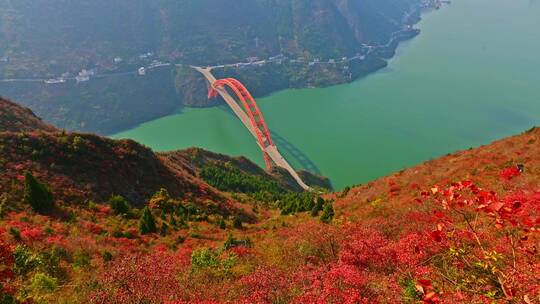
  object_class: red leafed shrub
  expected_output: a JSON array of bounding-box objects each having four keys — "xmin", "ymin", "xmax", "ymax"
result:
[
  {"xmin": 277, "ymin": 221, "xmax": 341, "ymax": 265},
  {"xmin": 497, "ymin": 191, "xmax": 540, "ymax": 229},
  {"xmin": 416, "ymin": 279, "xmax": 440, "ymax": 303},
  {"xmin": 96, "ymin": 205, "xmax": 113, "ymax": 216},
  {"xmin": 83, "ymin": 222, "xmax": 105, "ymax": 235},
  {"xmin": 237, "ymin": 266, "xmax": 291, "ymax": 304},
  {"xmin": 391, "ymin": 232, "xmax": 442, "ymax": 271},
  {"xmin": 0, "ymin": 240, "xmax": 14, "ymax": 294},
  {"xmin": 154, "ymin": 244, "xmax": 168, "ymax": 253},
  {"xmin": 6, "ymin": 219, "xmax": 30, "ymax": 230},
  {"xmin": 339, "ymin": 227, "xmax": 442, "ymax": 276},
  {"xmin": 166, "ymin": 301, "xmax": 219, "ymax": 304},
  {"xmin": 20, "ymin": 227, "xmax": 43, "ymax": 242},
  {"xmin": 46, "ymin": 235, "xmax": 65, "ymax": 246},
  {"xmin": 103, "ymin": 237, "xmax": 138, "ymax": 251},
  {"xmin": 428, "ymin": 180, "xmax": 539, "ymax": 231},
  {"xmin": 175, "ymin": 247, "xmax": 194, "ymax": 269},
  {"xmin": 294, "ymin": 263, "xmax": 369, "ymax": 304},
  {"xmin": 230, "ymin": 246, "xmax": 251, "ymax": 258},
  {"xmin": 500, "ymin": 166, "xmax": 521, "ymax": 181},
  {"xmin": 88, "ymin": 252, "xmax": 183, "ymax": 304},
  {"xmin": 420, "ymin": 180, "xmax": 540, "ymax": 301},
  {"xmin": 339, "ymin": 228, "xmax": 394, "ymax": 271}
]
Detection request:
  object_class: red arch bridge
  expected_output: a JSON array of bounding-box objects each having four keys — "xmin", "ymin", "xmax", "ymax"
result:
[{"xmin": 193, "ymin": 66, "xmax": 311, "ymax": 191}]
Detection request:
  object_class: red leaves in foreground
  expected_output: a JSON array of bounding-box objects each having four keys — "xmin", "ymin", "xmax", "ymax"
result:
[
  {"xmin": 419, "ymin": 179, "xmax": 539, "ymax": 301},
  {"xmin": 426, "ymin": 180, "xmax": 539, "ymax": 231}
]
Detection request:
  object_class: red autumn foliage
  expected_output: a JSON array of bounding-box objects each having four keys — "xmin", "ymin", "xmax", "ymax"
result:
[
  {"xmin": 230, "ymin": 246, "xmax": 251, "ymax": 258},
  {"xmin": 500, "ymin": 166, "xmax": 521, "ymax": 181},
  {"xmin": 20, "ymin": 227, "xmax": 44, "ymax": 243},
  {"xmin": 416, "ymin": 279, "xmax": 440, "ymax": 303},
  {"xmin": 237, "ymin": 266, "xmax": 291, "ymax": 304},
  {"xmin": 0, "ymin": 240, "xmax": 14, "ymax": 295},
  {"xmin": 83, "ymin": 221, "xmax": 105, "ymax": 235},
  {"xmin": 89, "ymin": 252, "xmax": 183, "ymax": 304},
  {"xmin": 1, "ymin": 102, "xmax": 540, "ymax": 303},
  {"xmin": 294, "ymin": 263, "xmax": 369, "ymax": 304}
]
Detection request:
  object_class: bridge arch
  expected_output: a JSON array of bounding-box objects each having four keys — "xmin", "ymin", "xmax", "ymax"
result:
[{"xmin": 209, "ymin": 78, "xmax": 274, "ymax": 169}]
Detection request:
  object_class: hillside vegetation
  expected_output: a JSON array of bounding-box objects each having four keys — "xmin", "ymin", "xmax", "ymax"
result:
[
  {"xmin": 0, "ymin": 100, "xmax": 538, "ymax": 303},
  {"xmin": 0, "ymin": 0, "xmax": 420, "ymax": 77},
  {"xmin": 0, "ymin": 97, "xmax": 55, "ymax": 133}
]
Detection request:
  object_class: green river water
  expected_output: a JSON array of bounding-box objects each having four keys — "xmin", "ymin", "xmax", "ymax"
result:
[{"xmin": 113, "ymin": 0, "xmax": 540, "ymax": 189}]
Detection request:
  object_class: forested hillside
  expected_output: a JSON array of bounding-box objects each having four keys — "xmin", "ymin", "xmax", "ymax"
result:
[{"xmin": 0, "ymin": 0, "xmax": 420, "ymax": 77}]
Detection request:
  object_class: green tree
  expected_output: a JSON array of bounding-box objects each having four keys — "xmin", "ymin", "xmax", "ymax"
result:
[
  {"xmin": 0, "ymin": 193, "xmax": 8, "ymax": 218},
  {"xmin": 218, "ymin": 217, "xmax": 226, "ymax": 230},
  {"xmin": 320, "ymin": 203, "xmax": 335, "ymax": 223},
  {"xmin": 160, "ymin": 222, "xmax": 169, "ymax": 236},
  {"xmin": 311, "ymin": 197, "xmax": 325, "ymax": 217},
  {"xmin": 108, "ymin": 195, "xmax": 131, "ymax": 215},
  {"xmin": 71, "ymin": 136, "xmax": 87, "ymax": 153},
  {"xmin": 148, "ymin": 188, "xmax": 177, "ymax": 213},
  {"xmin": 138, "ymin": 207, "xmax": 157, "ymax": 234},
  {"xmin": 169, "ymin": 214, "xmax": 178, "ymax": 228},
  {"xmin": 223, "ymin": 233, "xmax": 237, "ymax": 250},
  {"xmin": 30, "ymin": 273, "xmax": 57, "ymax": 295},
  {"xmin": 72, "ymin": 250, "xmax": 91, "ymax": 268},
  {"xmin": 191, "ymin": 248, "xmax": 219, "ymax": 270},
  {"xmin": 23, "ymin": 172, "xmax": 54, "ymax": 214},
  {"xmin": 340, "ymin": 186, "xmax": 351, "ymax": 198},
  {"xmin": 102, "ymin": 251, "xmax": 113, "ymax": 262},
  {"xmin": 232, "ymin": 216, "xmax": 243, "ymax": 229},
  {"xmin": 13, "ymin": 245, "xmax": 39, "ymax": 275}
]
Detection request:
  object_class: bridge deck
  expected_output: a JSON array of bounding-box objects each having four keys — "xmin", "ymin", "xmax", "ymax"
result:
[{"xmin": 193, "ymin": 67, "xmax": 311, "ymax": 191}]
